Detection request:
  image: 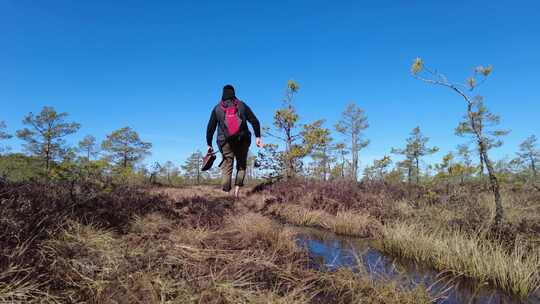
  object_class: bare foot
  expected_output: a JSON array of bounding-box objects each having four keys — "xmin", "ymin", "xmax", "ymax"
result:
[{"xmin": 234, "ymin": 186, "xmax": 240, "ymax": 199}]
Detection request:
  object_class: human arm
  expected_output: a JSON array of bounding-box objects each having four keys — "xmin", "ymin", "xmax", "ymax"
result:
[
  {"xmin": 206, "ymin": 108, "xmax": 217, "ymax": 152},
  {"xmin": 244, "ymin": 104, "xmax": 263, "ymax": 147}
]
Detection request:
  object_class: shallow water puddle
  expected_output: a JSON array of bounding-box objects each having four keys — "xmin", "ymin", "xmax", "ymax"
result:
[{"xmin": 294, "ymin": 227, "xmax": 539, "ymax": 304}]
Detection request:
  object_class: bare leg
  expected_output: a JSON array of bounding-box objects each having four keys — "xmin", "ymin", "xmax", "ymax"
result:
[{"xmin": 234, "ymin": 185, "xmax": 240, "ymax": 199}]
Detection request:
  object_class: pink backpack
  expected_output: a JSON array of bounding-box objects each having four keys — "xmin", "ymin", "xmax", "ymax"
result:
[{"xmin": 220, "ymin": 99, "xmax": 242, "ymax": 137}]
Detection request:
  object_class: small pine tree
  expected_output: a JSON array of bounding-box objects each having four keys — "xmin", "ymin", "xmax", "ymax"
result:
[
  {"xmin": 335, "ymin": 103, "xmax": 369, "ymax": 182},
  {"xmin": 364, "ymin": 155, "xmax": 392, "ymax": 181},
  {"xmin": 78, "ymin": 135, "xmax": 99, "ymax": 160},
  {"xmin": 264, "ymin": 80, "xmax": 329, "ymax": 179},
  {"xmin": 391, "ymin": 126, "xmax": 438, "ymax": 184},
  {"xmin": 457, "ymin": 144, "xmax": 476, "ymax": 181},
  {"xmin": 0, "ymin": 121, "xmax": 12, "ymax": 154},
  {"xmin": 333, "ymin": 143, "xmax": 349, "ymax": 179},
  {"xmin": 16, "ymin": 106, "xmax": 81, "ymax": 175},
  {"xmin": 517, "ymin": 135, "xmax": 540, "ymax": 180},
  {"xmin": 303, "ymin": 120, "xmax": 333, "ymax": 181},
  {"xmin": 101, "ymin": 127, "xmax": 152, "ymax": 169},
  {"xmin": 182, "ymin": 151, "xmax": 203, "ymax": 184},
  {"xmin": 268, "ymin": 80, "xmax": 302, "ymax": 178}
]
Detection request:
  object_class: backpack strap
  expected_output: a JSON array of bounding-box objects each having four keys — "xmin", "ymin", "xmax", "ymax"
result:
[
  {"xmin": 219, "ymin": 99, "xmax": 239, "ymax": 111},
  {"xmin": 235, "ymin": 100, "xmax": 247, "ymax": 117}
]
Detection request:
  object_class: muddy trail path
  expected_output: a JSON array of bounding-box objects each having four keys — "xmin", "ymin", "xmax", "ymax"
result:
[{"xmin": 151, "ymin": 185, "xmax": 273, "ymax": 224}]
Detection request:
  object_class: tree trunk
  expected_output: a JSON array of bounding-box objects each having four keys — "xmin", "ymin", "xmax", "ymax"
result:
[
  {"xmin": 467, "ymin": 101, "xmax": 503, "ymax": 226},
  {"xmin": 482, "ymin": 149, "xmax": 503, "ymax": 226},
  {"xmin": 123, "ymin": 153, "xmax": 128, "ymax": 169},
  {"xmin": 479, "ymin": 152, "xmax": 485, "ymax": 178},
  {"xmin": 196, "ymin": 157, "xmax": 201, "ymax": 185},
  {"xmin": 45, "ymin": 152, "xmax": 50, "ymax": 175},
  {"xmin": 45, "ymin": 140, "xmax": 51, "ymax": 175},
  {"xmin": 531, "ymin": 157, "xmax": 537, "ymax": 179},
  {"xmin": 415, "ymin": 156, "xmax": 420, "ymax": 184},
  {"xmin": 351, "ymin": 132, "xmax": 358, "ymax": 182},
  {"xmin": 340, "ymin": 153, "xmax": 345, "ymax": 179},
  {"xmin": 477, "ymin": 144, "xmax": 490, "ymax": 191},
  {"xmin": 322, "ymin": 151, "xmax": 328, "ymax": 181},
  {"xmin": 326, "ymin": 157, "xmax": 331, "ymax": 181},
  {"xmin": 285, "ymin": 122, "xmax": 295, "ymax": 179}
]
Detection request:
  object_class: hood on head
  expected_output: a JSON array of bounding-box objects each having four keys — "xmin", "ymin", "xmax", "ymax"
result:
[{"xmin": 222, "ymin": 84, "xmax": 236, "ymax": 101}]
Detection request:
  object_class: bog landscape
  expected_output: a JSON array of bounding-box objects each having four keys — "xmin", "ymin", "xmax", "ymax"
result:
[{"xmin": 2, "ymin": 2, "xmax": 539, "ymax": 304}]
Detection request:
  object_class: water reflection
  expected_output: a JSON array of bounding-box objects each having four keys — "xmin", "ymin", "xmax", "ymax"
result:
[{"xmin": 294, "ymin": 227, "xmax": 539, "ymax": 304}]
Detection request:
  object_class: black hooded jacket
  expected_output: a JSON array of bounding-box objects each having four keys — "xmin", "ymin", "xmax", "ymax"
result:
[{"xmin": 206, "ymin": 99, "xmax": 261, "ymax": 149}]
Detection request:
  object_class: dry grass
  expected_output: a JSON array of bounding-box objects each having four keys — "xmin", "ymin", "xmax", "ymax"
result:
[
  {"xmin": 36, "ymin": 210, "xmax": 431, "ymax": 303},
  {"xmin": 152, "ymin": 185, "xmax": 225, "ymax": 201},
  {"xmin": 42, "ymin": 221, "xmax": 122, "ymax": 302},
  {"xmin": 329, "ymin": 211, "xmax": 381, "ymax": 236},
  {"xmin": 0, "ymin": 265, "xmax": 55, "ymax": 304},
  {"xmin": 1, "ymin": 180, "xmax": 436, "ymax": 303},
  {"xmin": 380, "ymin": 222, "xmax": 540, "ymax": 298},
  {"xmin": 269, "ymin": 204, "xmax": 381, "ymax": 238},
  {"xmin": 226, "ymin": 213, "xmax": 300, "ymax": 255},
  {"xmin": 318, "ymin": 268, "xmax": 432, "ymax": 304}
]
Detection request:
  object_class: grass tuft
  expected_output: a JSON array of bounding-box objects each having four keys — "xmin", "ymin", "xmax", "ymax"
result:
[
  {"xmin": 380, "ymin": 222, "xmax": 540, "ymax": 298},
  {"xmin": 0, "ymin": 265, "xmax": 54, "ymax": 303},
  {"xmin": 270, "ymin": 205, "xmax": 381, "ymax": 238}
]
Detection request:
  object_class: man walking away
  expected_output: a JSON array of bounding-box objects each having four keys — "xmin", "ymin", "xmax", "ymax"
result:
[{"xmin": 206, "ymin": 85, "xmax": 262, "ymax": 198}]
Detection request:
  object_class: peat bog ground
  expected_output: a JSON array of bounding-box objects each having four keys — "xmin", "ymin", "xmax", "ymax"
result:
[
  {"xmin": 1, "ymin": 179, "xmax": 539, "ymax": 303},
  {"xmin": 1, "ymin": 179, "xmax": 432, "ymax": 303}
]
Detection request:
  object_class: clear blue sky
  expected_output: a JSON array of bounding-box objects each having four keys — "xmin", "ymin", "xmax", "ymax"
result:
[{"xmin": 2, "ymin": 1, "xmax": 539, "ymax": 168}]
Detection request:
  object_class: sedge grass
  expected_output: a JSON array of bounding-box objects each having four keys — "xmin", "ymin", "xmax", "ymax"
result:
[
  {"xmin": 0, "ymin": 265, "xmax": 55, "ymax": 304},
  {"xmin": 270, "ymin": 205, "xmax": 380, "ymax": 238},
  {"xmin": 380, "ymin": 222, "xmax": 540, "ymax": 298}
]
